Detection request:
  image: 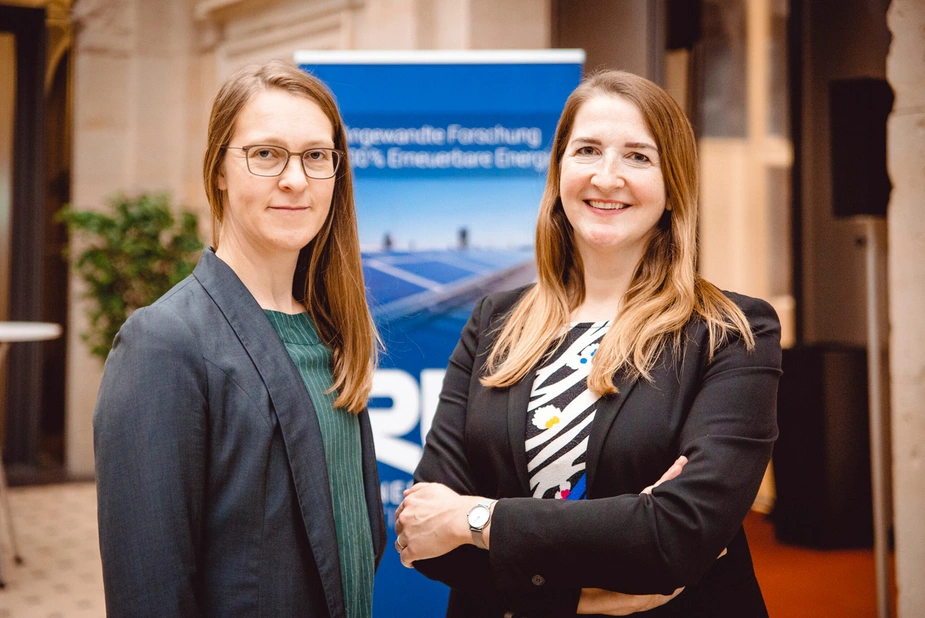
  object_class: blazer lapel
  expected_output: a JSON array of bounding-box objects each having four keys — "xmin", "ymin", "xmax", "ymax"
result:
[
  {"xmin": 585, "ymin": 374, "xmax": 637, "ymax": 493},
  {"xmin": 358, "ymin": 409, "xmax": 386, "ymax": 565},
  {"xmin": 193, "ymin": 249, "xmax": 346, "ymax": 618},
  {"xmin": 507, "ymin": 372, "xmax": 535, "ymax": 496}
]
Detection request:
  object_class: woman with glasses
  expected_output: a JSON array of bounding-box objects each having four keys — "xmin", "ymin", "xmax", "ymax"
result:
[
  {"xmin": 94, "ymin": 59, "xmax": 384, "ymax": 618},
  {"xmin": 394, "ymin": 70, "xmax": 781, "ymax": 617}
]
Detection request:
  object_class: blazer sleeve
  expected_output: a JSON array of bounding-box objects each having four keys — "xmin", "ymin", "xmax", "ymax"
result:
[
  {"xmin": 487, "ymin": 296, "xmax": 781, "ymax": 595},
  {"xmin": 413, "ymin": 295, "xmax": 582, "ymax": 616},
  {"xmin": 94, "ymin": 305, "xmax": 208, "ymax": 617}
]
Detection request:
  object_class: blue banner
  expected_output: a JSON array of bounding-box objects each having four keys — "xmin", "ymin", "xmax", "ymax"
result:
[{"xmin": 297, "ymin": 50, "xmax": 583, "ymax": 617}]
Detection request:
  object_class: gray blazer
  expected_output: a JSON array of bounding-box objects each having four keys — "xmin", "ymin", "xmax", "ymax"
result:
[{"xmin": 94, "ymin": 248, "xmax": 385, "ymax": 618}]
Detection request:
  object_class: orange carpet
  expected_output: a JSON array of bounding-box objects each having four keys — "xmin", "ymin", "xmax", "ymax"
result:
[{"xmin": 744, "ymin": 510, "xmax": 896, "ymax": 617}]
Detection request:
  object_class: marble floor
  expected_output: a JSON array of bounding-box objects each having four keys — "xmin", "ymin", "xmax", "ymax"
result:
[{"xmin": 0, "ymin": 483, "xmax": 104, "ymax": 617}]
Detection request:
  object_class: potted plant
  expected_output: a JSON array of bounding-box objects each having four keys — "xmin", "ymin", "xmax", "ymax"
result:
[{"xmin": 58, "ymin": 193, "xmax": 203, "ymax": 360}]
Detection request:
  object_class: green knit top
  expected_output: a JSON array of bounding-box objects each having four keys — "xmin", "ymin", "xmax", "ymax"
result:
[{"xmin": 264, "ymin": 310, "xmax": 374, "ymax": 618}]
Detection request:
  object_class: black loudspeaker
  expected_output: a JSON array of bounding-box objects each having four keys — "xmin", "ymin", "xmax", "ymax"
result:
[
  {"xmin": 771, "ymin": 345, "xmax": 873, "ymax": 548},
  {"xmin": 666, "ymin": 0, "xmax": 701, "ymax": 50},
  {"xmin": 829, "ymin": 78, "xmax": 893, "ymax": 218}
]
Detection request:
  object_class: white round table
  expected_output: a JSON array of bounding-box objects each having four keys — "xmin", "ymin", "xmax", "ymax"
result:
[
  {"xmin": 0, "ymin": 321, "xmax": 63, "ymax": 365},
  {"xmin": 0, "ymin": 321, "xmax": 63, "ymax": 583},
  {"xmin": 0, "ymin": 321, "xmax": 63, "ymax": 344}
]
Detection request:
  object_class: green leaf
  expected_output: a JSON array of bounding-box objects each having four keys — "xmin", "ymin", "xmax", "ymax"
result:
[{"xmin": 59, "ymin": 193, "xmax": 204, "ymax": 361}]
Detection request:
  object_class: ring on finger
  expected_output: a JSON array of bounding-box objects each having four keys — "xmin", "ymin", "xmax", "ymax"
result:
[{"xmin": 395, "ymin": 537, "xmax": 406, "ymax": 552}]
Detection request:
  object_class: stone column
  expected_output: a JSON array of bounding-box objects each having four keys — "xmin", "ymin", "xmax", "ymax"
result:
[
  {"xmin": 68, "ymin": 0, "xmax": 198, "ymax": 477},
  {"xmin": 886, "ymin": 0, "xmax": 925, "ymax": 615}
]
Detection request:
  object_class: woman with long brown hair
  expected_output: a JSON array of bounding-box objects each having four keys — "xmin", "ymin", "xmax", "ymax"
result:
[
  {"xmin": 395, "ymin": 70, "xmax": 781, "ymax": 616},
  {"xmin": 94, "ymin": 59, "xmax": 384, "ymax": 617}
]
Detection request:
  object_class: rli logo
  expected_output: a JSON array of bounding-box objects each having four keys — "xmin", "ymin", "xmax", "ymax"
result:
[{"xmin": 367, "ymin": 368, "xmax": 446, "ymax": 474}]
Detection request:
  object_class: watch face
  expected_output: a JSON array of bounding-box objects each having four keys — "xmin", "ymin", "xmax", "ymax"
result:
[{"xmin": 468, "ymin": 504, "xmax": 490, "ymax": 529}]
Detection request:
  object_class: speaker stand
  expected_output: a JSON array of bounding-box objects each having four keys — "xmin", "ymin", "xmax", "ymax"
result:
[{"xmin": 862, "ymin": 216, "xmax": 892, "ymax": 618}]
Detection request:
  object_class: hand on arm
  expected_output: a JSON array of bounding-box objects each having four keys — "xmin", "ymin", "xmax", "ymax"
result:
[
  {"xmin": 399, "ymin": 458, "xmax": 695, "ymax": 611},
  {"xmin": 394, "ymin": 482, "xmax": 494, "ymax": 568},
  {"xmin": 644, "ymin": 452, "xmax": 731, "ymax": 563},
  {"xmin": 577, "ymin": 586, "xmax": 685, "ymax": 616},
  {"xmin": 641, "ymin": 455, "xmax": 687, "ymax": 495},
  {"xmin": 576, "ymin": 455, "xmax": 689, "ymax": 615}
]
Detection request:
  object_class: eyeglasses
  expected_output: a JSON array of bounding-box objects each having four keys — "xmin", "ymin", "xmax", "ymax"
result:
[{"xmin": 226, "ymin": 145, "xmax": 343, "ymax": 179}]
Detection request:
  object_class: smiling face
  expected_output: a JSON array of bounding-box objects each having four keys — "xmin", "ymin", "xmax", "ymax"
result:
[
  {"xmin": 217, "ymin": 88, "xmax": 335, "ymax": 262},
  {"xmin": 558, "ymin": 94, "xmax": 668, "ymax": 268}
]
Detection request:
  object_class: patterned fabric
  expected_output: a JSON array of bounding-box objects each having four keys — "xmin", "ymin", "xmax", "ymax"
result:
[
  {"xmin": 264, "ymin": 310, "xmax": 374, "ymax": 618},
  {"xmin": 526, "ymin": 322, "xmax": 610, "ymax": 500}
]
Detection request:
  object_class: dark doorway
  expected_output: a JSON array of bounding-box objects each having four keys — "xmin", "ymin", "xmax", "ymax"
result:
[
  {"xmin": 0, "ymin": 4, "xmax": 69, "ymax": 484},
  {"xmin": 40, "ymin": 47, "xmax": 71, "ymax": 474}
]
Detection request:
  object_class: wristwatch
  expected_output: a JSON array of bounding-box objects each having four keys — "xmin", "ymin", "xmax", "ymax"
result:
[{"xmin": 467, "ymin": 499, "xmax": 496, "ymax": 550}]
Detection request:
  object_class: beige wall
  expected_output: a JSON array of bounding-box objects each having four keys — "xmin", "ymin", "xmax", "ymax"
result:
[
  {"xmin": 553, "ymin": 0, "xmax": 655, "ymax": 78},
  {"xmin": 698, "ymin": 0, "xmax": 795, "ymax": 350},
  {"xmin": 68, "ymin": 0, "xmax": 204, "ymax": 476},
  {"xmin": 887, "ymin": 1, "xmax": 925, "ymax": 614}
]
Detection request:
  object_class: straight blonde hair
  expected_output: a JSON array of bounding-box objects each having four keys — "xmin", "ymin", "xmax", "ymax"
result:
[
  {"xmin": 203, "ymin": 59, "xmax": 378, "ymax": 413},
  {"xmin": 483, "ymin": 70, "xmax": 754, "ymax": 393}
]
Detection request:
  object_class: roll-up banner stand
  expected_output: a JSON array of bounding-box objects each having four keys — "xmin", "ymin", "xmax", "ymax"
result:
[{"xmin": 295, "ymin": 50, "xmax": 584, "ymax": 616}]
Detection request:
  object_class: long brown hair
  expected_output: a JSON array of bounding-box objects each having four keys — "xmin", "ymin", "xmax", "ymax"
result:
[
  {"xmin": 203, "ymin": 59, "xmax": 378, "ymax": 413},
  {"xmin": 483, "ymin": 70, "xmax": 754, "ymax": 393}
]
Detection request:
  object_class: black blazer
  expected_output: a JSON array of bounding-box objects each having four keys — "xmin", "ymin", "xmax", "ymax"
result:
[
  {"xmin": 413, "ymin": 286, "xmax": 781, "ymax": 617},
  {"xmin": 94, "ymin": 248, "xmax": 385, "ymax": 618}
]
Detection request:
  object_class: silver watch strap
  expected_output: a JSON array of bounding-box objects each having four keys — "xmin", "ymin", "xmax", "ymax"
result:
[{"xmin": 469, "ymin": 499, "xmax": 496, "ymax": 550}]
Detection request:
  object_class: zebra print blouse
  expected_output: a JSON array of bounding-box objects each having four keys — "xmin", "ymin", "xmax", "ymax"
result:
[{"xmin": 526, "ymin": 321, "xmax": 610, "ymax": 500}]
